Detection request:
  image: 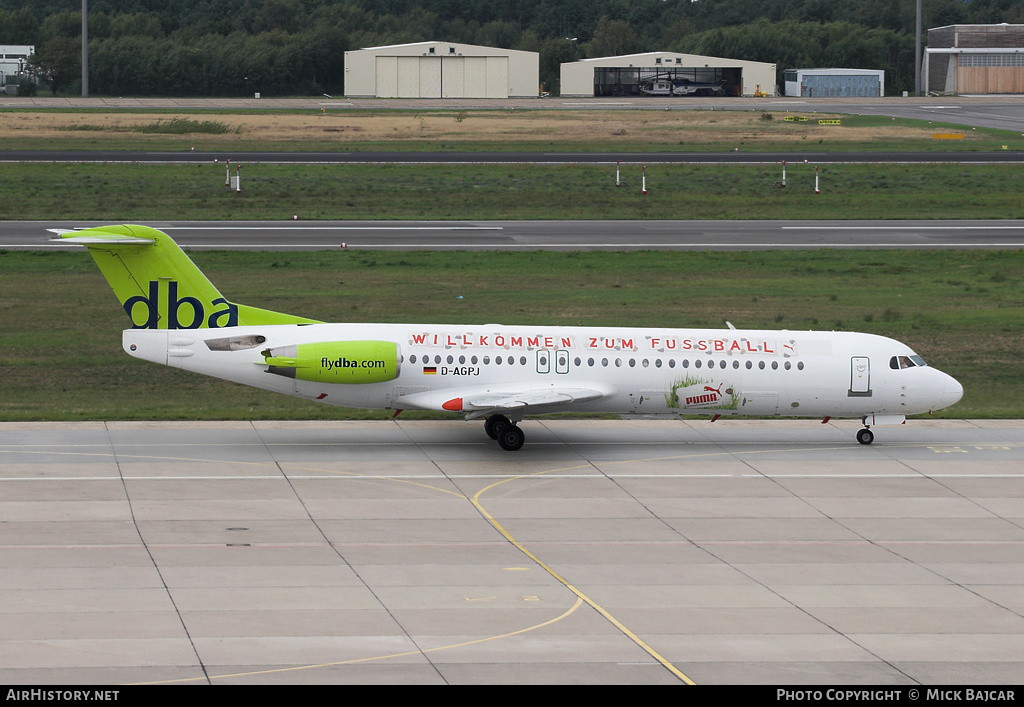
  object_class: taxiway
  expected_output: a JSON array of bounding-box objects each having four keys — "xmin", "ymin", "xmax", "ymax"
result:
[
  {"xmin": 2, "ymin": 419, "xmax": 1022, "ymax": 684},
  {"xmin": 4, "ymin": 219, "xmax": 1024, "ymax": 251}
]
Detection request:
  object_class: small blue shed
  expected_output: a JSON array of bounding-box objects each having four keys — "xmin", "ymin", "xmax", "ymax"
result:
[{"xmin": 784, "ymin": 68, "xmax": 885, "ymax": 97}]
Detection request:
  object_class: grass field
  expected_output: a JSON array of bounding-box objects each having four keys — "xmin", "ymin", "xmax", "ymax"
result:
[
  {"xmin": 1, "ymin": 105, "xmax": 1021, "ymax": 421},
  {"xmin": 2, "ymin": 108, "xmax": 1021, "ymax": 221},
  {"xmin": 2, "ymin": 108, "xmax": 1023, "ymax": 153},
  {"xmin": 1, "ymin": 248, "xmax": 1021, "ymax": 421},
  {"xmin": 3, "ymin": 162, "xmax": 1023, "ymax": 220}
]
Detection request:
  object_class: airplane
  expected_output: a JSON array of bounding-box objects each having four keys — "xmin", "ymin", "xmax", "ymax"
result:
[
  {"xmin": 56, "ymin": 224, "xmax": 964, "ymax": 451},
  {"xmin": 640, "ymin": 77, "xmax": 727, "ymax": 96}
]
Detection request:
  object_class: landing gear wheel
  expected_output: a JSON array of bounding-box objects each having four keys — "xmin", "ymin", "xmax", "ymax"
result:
[
  {"xmin": 497, "ymin": 424, "xmax": 525, "ymax": 452},
  {"xmin": 485, "ymin": 414, "xmax": 511, "ymax": 440},
  {"xmin": 857, "ymin": 428, "xmax": 874, "ymax": 445}
]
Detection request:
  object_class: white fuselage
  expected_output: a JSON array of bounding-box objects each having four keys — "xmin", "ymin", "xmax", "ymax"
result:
[{"xmin": 122, "ymin": 322, "xmax": 963, "ymax": 422}]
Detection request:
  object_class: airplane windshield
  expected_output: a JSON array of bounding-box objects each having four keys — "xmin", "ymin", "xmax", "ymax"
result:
[{"xmin": 890, "ymin": 355, "xmax": 928, "ymax": 370}]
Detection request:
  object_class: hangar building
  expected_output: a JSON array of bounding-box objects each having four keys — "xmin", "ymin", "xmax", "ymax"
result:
[
  {"xmin": 924, "ymin": 24, "xmax": 1024, "ymax": 94},
  {"xmin": 344, "ymin": 41, "xmax": 539, "ymax": 98},
  {"xmin": 1, "ymin": 45, "xmax": 34, "ymax": 89},
  {"xmin": 560, "ymin": 52, "xmax": 776, "ymax": 97},
  {"xmin": 784, "ymin": 68, "xmax": 885, "ymax": 97}
]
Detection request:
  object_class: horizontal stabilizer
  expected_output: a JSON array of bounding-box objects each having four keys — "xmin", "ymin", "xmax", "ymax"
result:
[{"xmin": 54, "ymin": 235, "xmax": 156, "ymax": 245}]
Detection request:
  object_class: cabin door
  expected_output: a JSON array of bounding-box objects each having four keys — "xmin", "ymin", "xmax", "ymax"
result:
[{"xmin": 849, "ymin": 356, "xmax": 872, "ymax": 397}]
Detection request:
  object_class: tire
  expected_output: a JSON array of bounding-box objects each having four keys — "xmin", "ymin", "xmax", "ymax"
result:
[
  {"xmin": 485, "ymin": 414, "xmax": 511, "ymax": 440},
  {"xmin": 497, "ymin": 425, "xmax": 525, "ymax": 452},
  {"xmin": 857, "ymin": 428, "xmax": 874, "ymax": 445}
]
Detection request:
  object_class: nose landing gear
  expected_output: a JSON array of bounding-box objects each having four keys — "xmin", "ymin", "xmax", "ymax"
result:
[{"xmin": 856, "ymin": 427, "xmax": 874, "ymax": 445}]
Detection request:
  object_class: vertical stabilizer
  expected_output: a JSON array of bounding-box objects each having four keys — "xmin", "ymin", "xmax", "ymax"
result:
[{"xmin": 59, "ymin": 225, "xmax": 319, "ymax": 329}]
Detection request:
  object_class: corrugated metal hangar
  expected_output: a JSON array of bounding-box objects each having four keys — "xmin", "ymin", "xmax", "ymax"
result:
[
  {"xmin": 784, "ymin": 68, "xmax": 884, "ymax": 97},
  {"xmin": 925, "ymin": 24, "xmax": 1024, "ymax": 95},
  {"xmin": 560, "ymin": 52, "xmax": 776, "ymax": 97},
  {"xmin": 344, "ymin": 41, "xmax": 539, "ymax": 98}
]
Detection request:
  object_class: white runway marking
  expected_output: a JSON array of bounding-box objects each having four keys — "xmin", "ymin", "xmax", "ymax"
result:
[
  {"xmin": 159, "ymin": 226, "xmax": 505, "ymax": 231},
  {"xmin": 784, "ymin": 225, "xmax": 1024, "ymax": 230}
]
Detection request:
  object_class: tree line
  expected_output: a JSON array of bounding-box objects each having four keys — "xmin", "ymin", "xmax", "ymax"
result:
[{"xmin": 1, "ymin": 0, "xmax": 1022, "ymax": 96}]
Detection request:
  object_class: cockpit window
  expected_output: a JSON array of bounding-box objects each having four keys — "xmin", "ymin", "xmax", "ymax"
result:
[{"xmin": 890, "ymin": 355, "xmax": 928, "ymax": 370}]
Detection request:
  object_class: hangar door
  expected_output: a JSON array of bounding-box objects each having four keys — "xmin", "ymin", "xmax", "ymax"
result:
[
  {"xmin": 594, "ymin": 67, "xmax": 740, "ymax": 96},
  {"xmin": 801, "ymin": 74, "xmax": 881, "ymax": 97},
  {"xmin": 375, "ymin": 56, "xmax": 508, "ymax": 98},
  {"xmin": 444, "ymin": 56, "xmax": 509, "ymax": 98},
  {"xmin": 956, "ymin": 54, "xmax": 1024, "ymax": 94}
]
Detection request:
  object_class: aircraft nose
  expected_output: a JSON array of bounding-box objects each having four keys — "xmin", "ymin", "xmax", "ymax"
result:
[{"xmin": 937, "ymin": 373, "xmax": 963, "ymax": 410}]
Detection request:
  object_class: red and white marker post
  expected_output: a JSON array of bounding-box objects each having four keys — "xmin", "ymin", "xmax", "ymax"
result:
[
  {"xmin": 642, "ymin": 165, "xmax": 647, "ymax": 195},
  {"xmin": 814, "ymin": 166, "xmax": 820, "ymax": 195}
]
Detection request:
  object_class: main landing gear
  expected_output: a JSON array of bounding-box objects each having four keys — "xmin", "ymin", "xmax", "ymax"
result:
[
  {"xmin": 484, "ymin": 414, "xmax": 525, "ymax": 451},
  {"xmin": 856, "ymin": 427, "xmax": 874, "ymax": 445}
]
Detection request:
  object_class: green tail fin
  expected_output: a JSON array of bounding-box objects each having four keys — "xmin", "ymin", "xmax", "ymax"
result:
[{"xmin": 62, "ymin": 225, "xmax": 320, "ymax": 329}]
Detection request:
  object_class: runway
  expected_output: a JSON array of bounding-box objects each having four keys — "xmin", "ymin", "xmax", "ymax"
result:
[
  {"xmin": 6, "ymin": 219, "xmax": 1024, "ymax": 251},
  {"xmin": 2, "ymin": 419, "xmax": 1023, "ymax": 685}
]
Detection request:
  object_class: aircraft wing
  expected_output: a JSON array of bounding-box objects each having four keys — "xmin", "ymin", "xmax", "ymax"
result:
[
  {"xmin": 465, "ymin": 388, "xmax": 606, "ymax": 410},
  {"xmin": 397, "ymin": 386, "xmax": 610, "ymax": 418}
]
